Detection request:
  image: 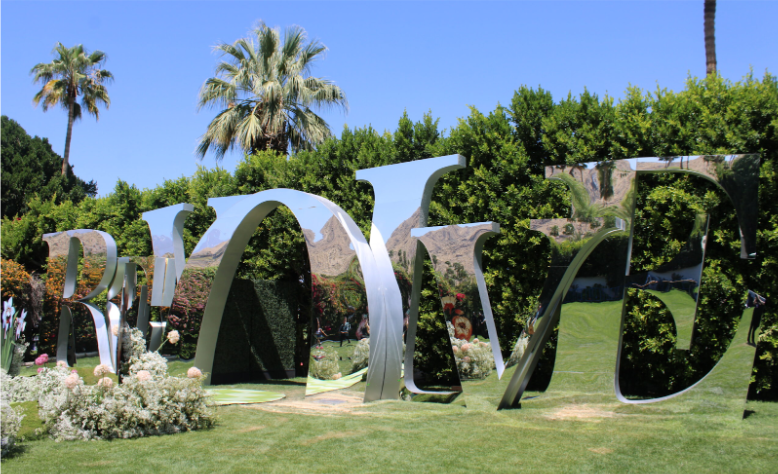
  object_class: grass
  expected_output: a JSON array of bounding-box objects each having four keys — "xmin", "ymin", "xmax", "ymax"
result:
[{"xmin": 3, "ymin": 356, "xmax": 778, "ymax": 473}]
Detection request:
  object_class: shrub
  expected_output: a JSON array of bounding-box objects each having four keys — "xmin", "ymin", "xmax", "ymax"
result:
[
  {"xmin": 309, "ymin": 346, "xmax": 340, "ymax": 380},
  {"xmin": 350, "ymin": 338, "xmax": 370, "ymax": 372}
]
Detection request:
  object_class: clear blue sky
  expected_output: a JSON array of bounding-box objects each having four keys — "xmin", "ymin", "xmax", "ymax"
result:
[{"xmin": 2, "ymin": 1, "xmax": 776, "ymax": 196}]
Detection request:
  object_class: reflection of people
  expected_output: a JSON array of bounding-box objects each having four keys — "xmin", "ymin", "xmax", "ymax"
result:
[
  {"xmin": 339, "ymin": 317, "xmax": 352, "ymax": 347},
  {"xmin": 528, "ymin": 303, "xmax": 543, "ymax": 336},
  {"xmin": 356, "ymin": 314, "xmax": 370, "ymax": 339},
  {"xmin": 746, "ymin": 290, "xmax": 766, "ymax": 346},
  {"xmin": 314, "ymin": 317, "xmax": 328, "ymax": 348},
  {"xmin": 403, "ymin": 310, "xmax": 409, "ymax": 339}
]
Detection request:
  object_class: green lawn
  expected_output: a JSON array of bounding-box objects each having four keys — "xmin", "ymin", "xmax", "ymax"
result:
[{"xmin": 4, "ymin": 357, "xmax": 778, "ymax": 473}]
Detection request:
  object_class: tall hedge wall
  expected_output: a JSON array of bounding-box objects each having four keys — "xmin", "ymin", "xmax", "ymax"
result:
[{"xmin": 2, "ymin": 73, "xmax": 776, "ymax": 400}]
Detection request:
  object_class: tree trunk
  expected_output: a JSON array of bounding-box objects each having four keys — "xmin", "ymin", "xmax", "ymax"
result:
[
  {"xmin": 704, "ymin": 0, "xmax": 717, "ymax": 76},
  {"xmin": 62, "ymin": 95, "xmax": 75, "ymax": 176}
]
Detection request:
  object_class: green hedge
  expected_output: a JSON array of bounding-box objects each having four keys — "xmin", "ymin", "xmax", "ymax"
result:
[
  {"xmin": 2, "ymin": 73, "xmax": 776, "ymax": 400},
  {"xmin": 211, "ymin": 279, "xmax": 306, "ymax": 383}
]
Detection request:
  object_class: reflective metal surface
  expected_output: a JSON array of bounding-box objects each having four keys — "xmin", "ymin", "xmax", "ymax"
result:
[
  {"xmin": 616, "ymin": 292, "xmax": 764, "ymax": 418},
  {"xmin": 357, "ymin": 155, "xmax": 465, "ymax": 398},
  {"xmin": 412, "ymin": 222, "xmax": 502, "ymax": 399},
  {"xmin": 500, "ymin": 159, "xmax": 638, "ymax": 408},
  {"xmin": 42, "ymin": 230, "xmax": 118, "ymax": 370},
  {"xmin": 626, "ymin": 213, "xmax": 710, "ymax": 351},
  {"xmin": 503, "ymin": 154, "xmax": 760, "ymax": 417},
  {"xmin": 180, "ymin": 190, "xmax": 392, "ymax": 401},
  {"xmin": 635, "ymin": 155, "xmax": 759, "ymax": 258}
]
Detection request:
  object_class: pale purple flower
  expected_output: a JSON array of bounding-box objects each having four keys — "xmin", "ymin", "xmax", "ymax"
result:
[{"xmin": 187, "ymin": 367, "xmax": 202, "ymax": 379}]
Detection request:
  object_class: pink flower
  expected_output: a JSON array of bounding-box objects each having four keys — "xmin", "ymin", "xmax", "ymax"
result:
[
  {"xmin": 479, "ymin": 342, "xmax": 488, "ymax": 348},
  {"xmin": 187, "ymin": 367, "xmax": 202, "ymax": 379},
  {"xmin": 463, "ymin": 356, "xmax": 471, "ymax": 363},
  {"xmin": 40, "ymin": 353, "xmax": 49, "ymax": 363},
  {"xmin": 97, "ymin": 377, "xmax": 113, "ymax": 389},
  {"xmin": 461, "ymin": 344, "xmax": 472, "ymax": 352},
  {"xmin": 35, "ymin": 356, "xmax": 45, "ymax": 366},
  {"xmin": 56, "ymin": 360, "xmax": 68, "ymax": 368},
  {"xmin": 166, "ymin": 330, "xmax": 180, "ymax": 344},
  {"xmin": 456, "ymin": 293, "xmax": 466, "ymax": 301},
  {"xmin": 71, "ymin": 369, "xmax": 78, "ymax": 374},
  {"xmin": 37, "ymin": 367, "xmax": 44, "ymax": 374},
  {"xmin": 64, "ymin": 373, "xmax": 80, "ymax": 390},
  {"xmin": 93, "ymin": 364, "xmax": 110, "ymax": 378},
  {"xmin": 452, "ymin": 346, "xmax": 460, "ymax": 354},
  {"xmin": 473, "ymin": 338, "xmax": 480, "ymax": 344},
  {"xmin": 332, "ymin": 373, "xmax": 342, "ymax": 380},
  {"xmin": 137, "ymin": 370, "xmax": 151, "ymax": 382}
]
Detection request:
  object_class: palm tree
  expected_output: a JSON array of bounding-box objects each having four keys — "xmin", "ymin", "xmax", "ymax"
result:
[
  {"xmin": 704, "ymin": 0, "xmax": 717, "ymax": 75},
  {"xmin": 31, "ymin": 43, "xmax": 113, "ymax": 176},
  {"xmin": 197, "ymin": 22, "xmax": 347, "ymax": 160}
]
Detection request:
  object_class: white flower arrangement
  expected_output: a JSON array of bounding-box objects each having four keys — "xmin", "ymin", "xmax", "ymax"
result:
[
  {"xmin": 2, "ymin": 330, "xmax": 215, "ymax": 443},
  {"xmin": 447, "ymin": 322, "xmax": 496, "ymax": 379},
  {"xmin": 128, "ymin": 351, "xmax": 168, "ymax": 378},
  {"xmin": 0, "ymin": 369, "xmax": 25, "ymax": 455}
]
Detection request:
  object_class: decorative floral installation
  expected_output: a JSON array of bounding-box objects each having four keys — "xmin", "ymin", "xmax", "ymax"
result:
[
  {"xmin": 447, "ymin": 321, "xmax": 495, "ymax": 379},
  {"xmin": 1, "ymin": 328, "xmax": 215, "ymax": 443}
]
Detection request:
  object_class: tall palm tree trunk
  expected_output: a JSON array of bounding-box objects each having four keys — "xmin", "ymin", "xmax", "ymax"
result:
[
  {"xmin": 62, "ymin": 96, "xmax": 75, "ymax": 176},
  {"xmin": 704, "ymin": 0, "xmax": 717, "ymax": 76}
]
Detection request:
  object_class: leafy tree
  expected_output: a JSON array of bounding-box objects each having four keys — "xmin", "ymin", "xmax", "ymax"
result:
[
  {"xmin": 197, "ymin": 22, "xmax": 347, "ymax": 160},
  {"xmin": 30, "ymin": 43, "xmax": 113, "ymax": 176},
  {"xmin": 1, "ymin": 115, "xmax": 96, "ymax": 219}
]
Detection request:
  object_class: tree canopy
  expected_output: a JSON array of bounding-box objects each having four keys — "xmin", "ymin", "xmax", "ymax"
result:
[
  {"xmin": 30, "ymin": 42, "xmax": 112, "ymax": 176},
  {"xmin": 1, "ymin": 115, "xmax": 97, "ymax": 220},
  {"xmin": 197, "ymin": 22, "xmax": 347, "ymax": 160}
]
